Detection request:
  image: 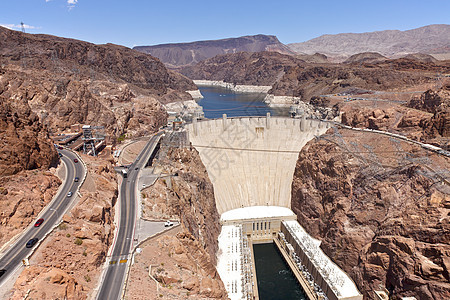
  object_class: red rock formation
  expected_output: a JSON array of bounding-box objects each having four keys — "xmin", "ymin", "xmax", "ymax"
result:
[
  {"xmin": 0, "ymin": 90, "xmax": 58, "ymax": 176},
  {"xmin": 137, "ymin": 146, "xmax": 226, "ymax": 297},
  {"xmin": 408, "ymin": 84, "xmax": 450, "ymax": 140},
  {"xmin": 291, "ymin": 130, "xmax": 450, "ymax": 299},
  {"xmin": 151, "ymin": 147, "xmax": 222, "ymax": 264}
]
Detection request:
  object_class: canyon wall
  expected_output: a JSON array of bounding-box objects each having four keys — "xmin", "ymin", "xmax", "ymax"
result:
[
  {"xmin": 291, "ymin": 129, "xmax": 450, "ymax": 299},
  {"xmin": 139, "ymin": 146, "xmax": 226, "ymax": 298}
]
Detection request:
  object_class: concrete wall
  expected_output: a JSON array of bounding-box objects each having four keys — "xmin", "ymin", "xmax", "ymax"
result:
[{"xmin": 187, "ymin": 115, "xmax": 330, "ymax": 214}]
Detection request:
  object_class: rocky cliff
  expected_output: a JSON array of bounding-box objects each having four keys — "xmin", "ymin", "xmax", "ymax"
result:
[
  {"xmin": 288, "ymin": 24, "xmax": 450, "ymax": 60},
  {"xmin": 0, "ymin": 26, "xmax": 196, "ymax": 137},
  {"xmin": 138, "ymin": 146, "xmax": 226, "ymax": 297},
  {"xmin": 134, "ymin": 34, "xmax": 294, "ymax": 68},
  {"xmin": 339, "ymin": 82, "xmax": 450, "ymax": 148},
  {"xmin": 144, "ymin": 147, "xmax": 222, "ymax": 264},
  {"xmin": 0, "ymin": 87, "xmax": 58, "ymax": 176},
  {"xmin": 408, "ymin": 84, "xmax": 450, "ymax": 140},
  {"xmin": 0, "ymin": 78, "xmax": 61, "ymax": 246},
  {"xmin": 291, "ymin": 129, "xmax": 450, "ymax": 299}
]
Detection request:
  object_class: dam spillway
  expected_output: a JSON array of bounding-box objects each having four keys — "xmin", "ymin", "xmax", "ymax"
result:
[{"xmin": 187, "ymin": 114, "xmax": 330, "ymax": 214}]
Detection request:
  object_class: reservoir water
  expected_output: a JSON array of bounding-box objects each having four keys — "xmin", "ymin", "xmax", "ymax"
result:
[
  {"xmin": 254, "ymin": 243, "xmax": 307, "ymax": 300},
  {"xmin": 197, "ymin": 85, "xmax": 289, "ymax": 119}
]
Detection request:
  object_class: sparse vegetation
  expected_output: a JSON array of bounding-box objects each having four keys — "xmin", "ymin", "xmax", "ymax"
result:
[
  {"xmin": 74, "ymin": 238, "xmax": 83, "ymax": 245},
  {"xmin": 84, "ymin": 275, "xmax": 91, "ymax": 282},
  {"xmin": 58, "ymin": 223, "xmax": 68, "ymax": 230},
  {"xmin": 117, "ymin": 133, "xmax": 127, "ymax": 143},
  {"xmin": 66, "ymin": 233, "xmax": 71, "ymax": 238}
]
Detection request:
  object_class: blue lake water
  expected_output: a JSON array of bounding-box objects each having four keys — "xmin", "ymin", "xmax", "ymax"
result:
[
  {"xmin": 197, "ymin": 85, "xmax": 289, "ymax": 119},
  {"xmin": 253, "ymin": 243, "xmax": 307, "ymax": 300}
]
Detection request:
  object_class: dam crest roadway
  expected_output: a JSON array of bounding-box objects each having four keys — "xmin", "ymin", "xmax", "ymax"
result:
[{"xmin": 187, "ymin": 114, "xmax": 363, "ymax": 300}]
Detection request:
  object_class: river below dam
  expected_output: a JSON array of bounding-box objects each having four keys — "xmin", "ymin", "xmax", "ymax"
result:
[
  {"xmin": 197, "ymin": 85, "xmax": 289, "ymax": 119},
  {"xmin": 254, "ymin": 243, "xmax": 307, "ymax": 300}
]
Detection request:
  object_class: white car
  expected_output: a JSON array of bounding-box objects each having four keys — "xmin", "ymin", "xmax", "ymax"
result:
[{"xmin": 164, "ymin": 221, "xmax": 173, "ymax": 227}]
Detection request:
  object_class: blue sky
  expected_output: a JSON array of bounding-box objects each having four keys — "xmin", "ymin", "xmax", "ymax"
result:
[{"xmin": 1, "ymin": 0, "xmax": 449, "ymax": 47}]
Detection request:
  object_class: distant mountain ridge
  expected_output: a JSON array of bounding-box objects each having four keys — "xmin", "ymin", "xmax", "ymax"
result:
[
  {"xmin": 288, "ymin": 24, "xmax": 450, "ymax": 60},
  {"xmin": 134, "ymin": 34, "xmax": 295, "ymax": 68}
]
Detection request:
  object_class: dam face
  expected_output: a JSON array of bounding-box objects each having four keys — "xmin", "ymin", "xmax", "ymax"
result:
[
  {"xmin": 186, "ymin": 115, "xmax": 363, "ymax": 300},
  {"xmin": 186, "ymin": 115, "xmax": 330, "ymax": 214}
]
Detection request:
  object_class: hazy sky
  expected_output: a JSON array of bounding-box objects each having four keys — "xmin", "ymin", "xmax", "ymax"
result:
[{"xmin": 1, "ymin": 0, "xmax": 449, "ymax": 47}]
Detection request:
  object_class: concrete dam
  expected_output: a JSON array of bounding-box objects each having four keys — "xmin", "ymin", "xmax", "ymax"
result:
[
  {"xmin": 186, "ymin": 115, "xmax": 362, "ymax": 300},
  {"xmin": 187, "ymin": 114, "xmax": 330, "ymax": 214}
]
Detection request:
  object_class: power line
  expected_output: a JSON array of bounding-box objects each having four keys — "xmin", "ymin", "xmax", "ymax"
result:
[{"xmin": 190, "ymin": 144, "xmax": 410, "ymax": 154}]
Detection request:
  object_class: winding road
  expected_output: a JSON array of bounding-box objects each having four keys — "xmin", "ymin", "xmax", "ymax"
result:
[
  {"xmin": 96, "ymin": 132, "xmax": 163, "ymax": 300},
  {"xmin": 0, "ymin": 148, "xmax": 85, "ymax": 285}
]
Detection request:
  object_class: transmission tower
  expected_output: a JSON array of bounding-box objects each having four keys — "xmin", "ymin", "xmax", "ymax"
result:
[{"xmin": 82, "ymin": 125, "xmax": 106, "ymax": 156}]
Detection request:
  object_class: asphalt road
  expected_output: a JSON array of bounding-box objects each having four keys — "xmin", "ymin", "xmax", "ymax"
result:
[
  {"xmin": 96, "ymin": 132, "xmax": 163, "ymax": 300},
  {"xmin": 0, "ymin": 148, "xmax": 85, "ymax": 284}
]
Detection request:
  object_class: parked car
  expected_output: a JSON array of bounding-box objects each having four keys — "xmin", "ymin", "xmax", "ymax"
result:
[
  {"xmin": 34, "ymin": 218, "xmax": 44, "ymax": 227},
  {"xmin": 67, "ymin": 191, "xmax": 73, "ymax": 197},
  {"xmin": 26, "ymin": 238, "xmax": 39, "ymax": 248},
  {"xmin": 58, "ymin": 146, "xmax": 63, "ymax": 150},
  {"xmin": 164, "ymin": 220, "xmax": 173, "ymax": 227},
  {"xmin": 73, "ymin": 158, "xmax": 78, "ymax": 163},
  {"xmin": 74, "ymin": 177, "xmax": 79, "ymax": 182},
  {"xmin": 58, "ymin": 153, "xmax": 62, "ymax": 157}
]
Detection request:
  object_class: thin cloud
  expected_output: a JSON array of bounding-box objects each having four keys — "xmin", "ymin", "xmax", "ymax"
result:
[
  {"xmin": 67, "ymin": 0, "xmax": 78, "ymax": 9},
  {"xmin": 0, "ymin": 23, "xmax": 38, "ymax": 30}
]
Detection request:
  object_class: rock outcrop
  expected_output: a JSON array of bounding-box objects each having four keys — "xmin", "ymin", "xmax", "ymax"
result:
[
  {"xmin": 343, "ymin": 52, "xmax": 388, "ymax": 64},
  {"xmin": 291, "ymin": 130, "xmax": 450, "ymax": 299},
  {"xmin": 408, "ymin": 84, "xmax": 450, "ymax": 140},
  {"xmin": 0, "ymin": 87, "xmax": 58, "ymax": 176},
  {"xmin": 144, "ymin": 147, "xmax": 222, "ymax": 263},
  {"xmin": 134, "ymin": 34, "xmax": 295, "ymax": 68}
]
